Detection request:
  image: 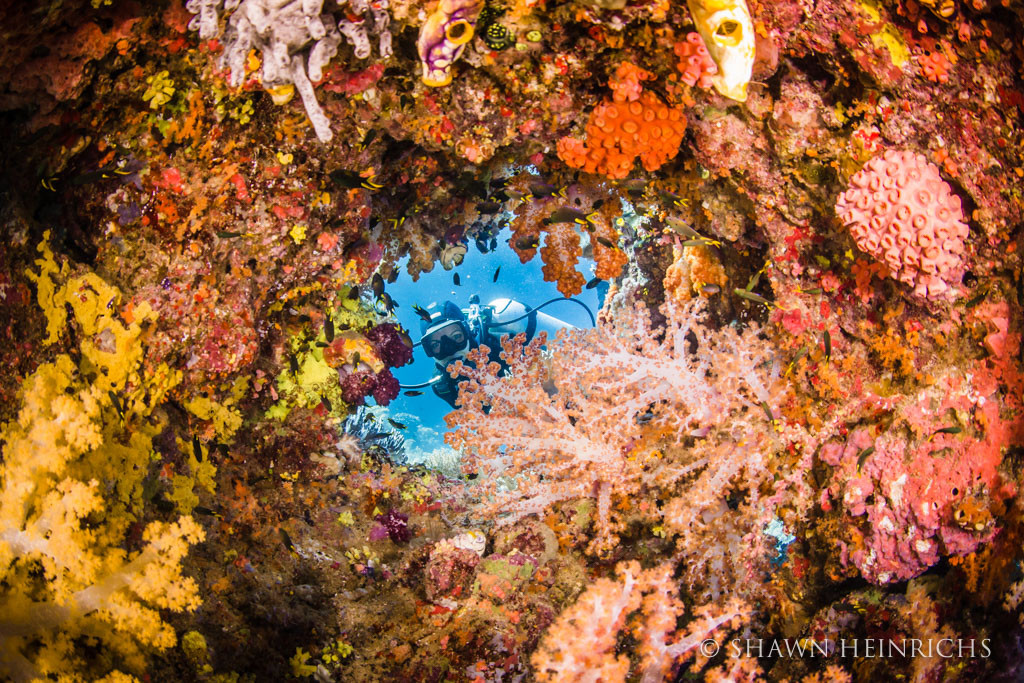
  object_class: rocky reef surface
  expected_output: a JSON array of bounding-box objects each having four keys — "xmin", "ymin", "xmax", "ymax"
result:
[{"xmin": 1, "ymin": 0, "xmax": 1024, "ymax": 680}]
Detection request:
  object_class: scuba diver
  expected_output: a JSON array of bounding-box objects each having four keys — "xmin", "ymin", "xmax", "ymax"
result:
[{"xmin": 405, "ymin": 295, "xmax": 596, "ymax": 408}]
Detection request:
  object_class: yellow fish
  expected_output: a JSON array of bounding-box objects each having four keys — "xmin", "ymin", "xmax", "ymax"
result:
[{"xmin": 687, "ymin": 0, "xmax": 756, "ymax": 101}]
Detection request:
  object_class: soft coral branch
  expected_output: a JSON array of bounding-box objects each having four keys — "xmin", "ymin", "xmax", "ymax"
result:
[{"xmin": 445, "ymin": 299, "xmax": 782, "ymax": 556}]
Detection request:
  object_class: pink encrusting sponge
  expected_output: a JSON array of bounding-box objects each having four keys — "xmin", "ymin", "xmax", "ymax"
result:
[{"xmin": 836, "ymin": 150, "xmax": 969, "ymax": 298}]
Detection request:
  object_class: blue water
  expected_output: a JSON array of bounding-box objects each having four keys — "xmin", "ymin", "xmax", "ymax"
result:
[{"xmin": 382, "ymin": 225, "xmax": 602, "ymax": 461}]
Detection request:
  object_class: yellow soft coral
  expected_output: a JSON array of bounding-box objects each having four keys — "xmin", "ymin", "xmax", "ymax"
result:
[
  {"xmin": 168, "ymin": 436, "xmax": 217, "ymax": 515},
  {"xmin": 28, "ymin": 234, "xmax": 165, "ymax": 396},
  {"xmin": 269, "ymin": 300, "xmax": 381, "ymax": 419},
  {"xmin": 0, "ymin": 236, "xmax": 202, "ymax": 682},
  {"xmin": 184, "ymin": 395, "xmax": 243, "ymax": 441}
]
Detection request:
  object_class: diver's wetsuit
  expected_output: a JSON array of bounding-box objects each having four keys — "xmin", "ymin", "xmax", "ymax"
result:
[{"xmin": 421, "ymin": 298, "xmax": 540, "ymax": 409}]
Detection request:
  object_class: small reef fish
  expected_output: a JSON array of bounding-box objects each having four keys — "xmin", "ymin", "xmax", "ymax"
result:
[
  {"xmin": 526, "ymin": 182, "xmax": 566, "ymax": 199},
  {"xmin": 404, "ymin": 390, "xmax": 424, "ymax": 397},
  {"xmin": 500, "ymin": 188, "xmax": 529, "ymax": 203},
  {"xmin": 666, "ymin": 217, "xmax": 701, "ymax": 239},
  {"xmin": 377, "ymin": 292, "xmax": 397, "ymax": 315},
  {"xmin": 453, "ymin": 272, "xmax": 461, "ymax": 286},
  {"xmin": 515, "ymin": 235, "xmax": 540, "ymax": 250},
  {"xmin": 616, "ymin": 178, "xmax": 648, "ymax": 197},
  {"xmin": 476, "ymin": 200, "xmax": 502, "ymax": 214},
  {"xmin": 396, "ymin": 326, "xmax": 415, "ymax": 349},
  {"xmin": 657, "ymin": 189, "xmax": 688, "ymax": 208},
  {"xmin": 678, "ymin": 238, "xmax": 721, "ymax": 248},
  {"xmin": 686, "ymin": 0, "xmax": 756, "ymax": 101},
  {"xmin": 388, "ymin": 418, "xmax": 407, "ymax": 430},
  {"xmin": 856, "ymin": 446, "xmax": 875, "ymax": 471},
  {"xmin": 585, "ymin": 276, "xmax": 602, "ymax": 290},
  {"xmin": 357, "ymin": 129, "xmax": 377, "ymax": 152},
  {"xmin": 734, "ymin": 288, "xmax": 772, "ymax": 307},
  {"xmin": 492, "ymin": 266, "xmax": 500, "ymax": 283},
  {"xmin": 280, "ymin": 528, "xmax": 297, "ymax": 554},
  {"xmin": 372, "ymin": 273, "xmax": 386, "ymax": 298},
  {"xmin": 412, "ymin": 304, "xmax": 433, "ymax": 323},
  {"xmin": 785, "ymin": 346, "xmax": 808, "ymax": 377},
  {"xmin": 545, "ymin": 206, "xmax": 600, "ymax": 225},
  {"xmin": 329, "ymin": 169, "xmax": 383, "ymax": 190},
  {"xmin": 108, "ymin": 391, "xmax": 124, "ymax": 419},
  {"xmin": 964, "ymin": 290, "xmax": 987, "ymax": 308}
]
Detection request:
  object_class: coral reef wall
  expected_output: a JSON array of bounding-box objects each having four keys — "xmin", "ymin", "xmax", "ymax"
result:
[{"xmin": 1, "ymin": 0, "xmax": 1024, "ymax": 680}]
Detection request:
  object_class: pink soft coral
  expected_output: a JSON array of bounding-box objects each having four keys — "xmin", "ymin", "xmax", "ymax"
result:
[
  {"xmin": 835, "ymin": 150, "xmax": 969, "ymax": 298},
  {"xmin": 445, "ymin": 300, "xmax": 780, "ymax": 556},
  {"xmin": 532, "ymin": 561, "xmax": 750, "ymax": 682}
]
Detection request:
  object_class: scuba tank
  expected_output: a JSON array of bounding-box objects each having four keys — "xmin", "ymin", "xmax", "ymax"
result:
[{"xmin": 467, "ymin": 295, "xmax": 589, "ymax": 347}]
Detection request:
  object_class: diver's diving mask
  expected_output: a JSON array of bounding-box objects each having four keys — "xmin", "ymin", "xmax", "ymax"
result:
[{"xmin": 422, "ymin": 320, "xmax": 471, "ymax": 363}]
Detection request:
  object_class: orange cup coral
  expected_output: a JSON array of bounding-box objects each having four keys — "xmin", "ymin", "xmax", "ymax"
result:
[
  {"xmin": 918, "ymin": 51, "xmax": 952, "ymax": 83},
  {"xmin": 557, "ymin": 93, "xmax": 688, "ymax": 179},
  {"xmin": 674, "ymin": 32, "xmax": 718, "ymax": 88}
]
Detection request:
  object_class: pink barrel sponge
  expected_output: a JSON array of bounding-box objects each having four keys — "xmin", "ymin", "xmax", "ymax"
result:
[{"xmin": 836, "ymin": 150, "xmax": 969, "ymax": 298}]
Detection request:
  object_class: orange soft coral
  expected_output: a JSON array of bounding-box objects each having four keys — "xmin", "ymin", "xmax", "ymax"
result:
[
  {"xmin": 540, "ymin": 221, "xmax": 586, "ymax": 297},
  {"xmin": 507, "ymin": 181, "xmax": 626, "ymax": 297},
  {"xmin": 557, "ymin": 93, "xmax": 687, "ymax": 179},
  {"xmin": 532, "ymin": 560, "xmax": 750, "ymax": 681},
  {"xmin": 591, "ymin": 203, "xmax": 629, "ymax": 282},
  {"xmin": 663, "ymin": 244, "xmax": 728, "ymax": 304}
]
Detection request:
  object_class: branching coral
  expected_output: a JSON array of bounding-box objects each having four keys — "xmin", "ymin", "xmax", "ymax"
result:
[
  {"xmin": 836, "ymin": 150, "xmax": 969, "ymax": 298},
  {"xmin": 0, "ymin": 238, "xmax": 202, "ymax": 681},
  {"xmin": 445, "ymin": 299, "xmax": 780, "ymax": 555},
  {"xmin": 531, "ymin": 561, "xmax": 750, "ymax": 682}
]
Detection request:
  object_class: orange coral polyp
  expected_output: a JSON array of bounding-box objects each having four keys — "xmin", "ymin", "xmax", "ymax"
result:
[{"xmin": 558, "ymin": 93, "xmax": 687, "ymax": 179}]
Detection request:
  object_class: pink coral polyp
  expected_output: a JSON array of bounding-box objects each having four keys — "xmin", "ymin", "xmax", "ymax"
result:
[{"xmin": 836, "ymin": 150, "xmax": 969, "ymax": 298}]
